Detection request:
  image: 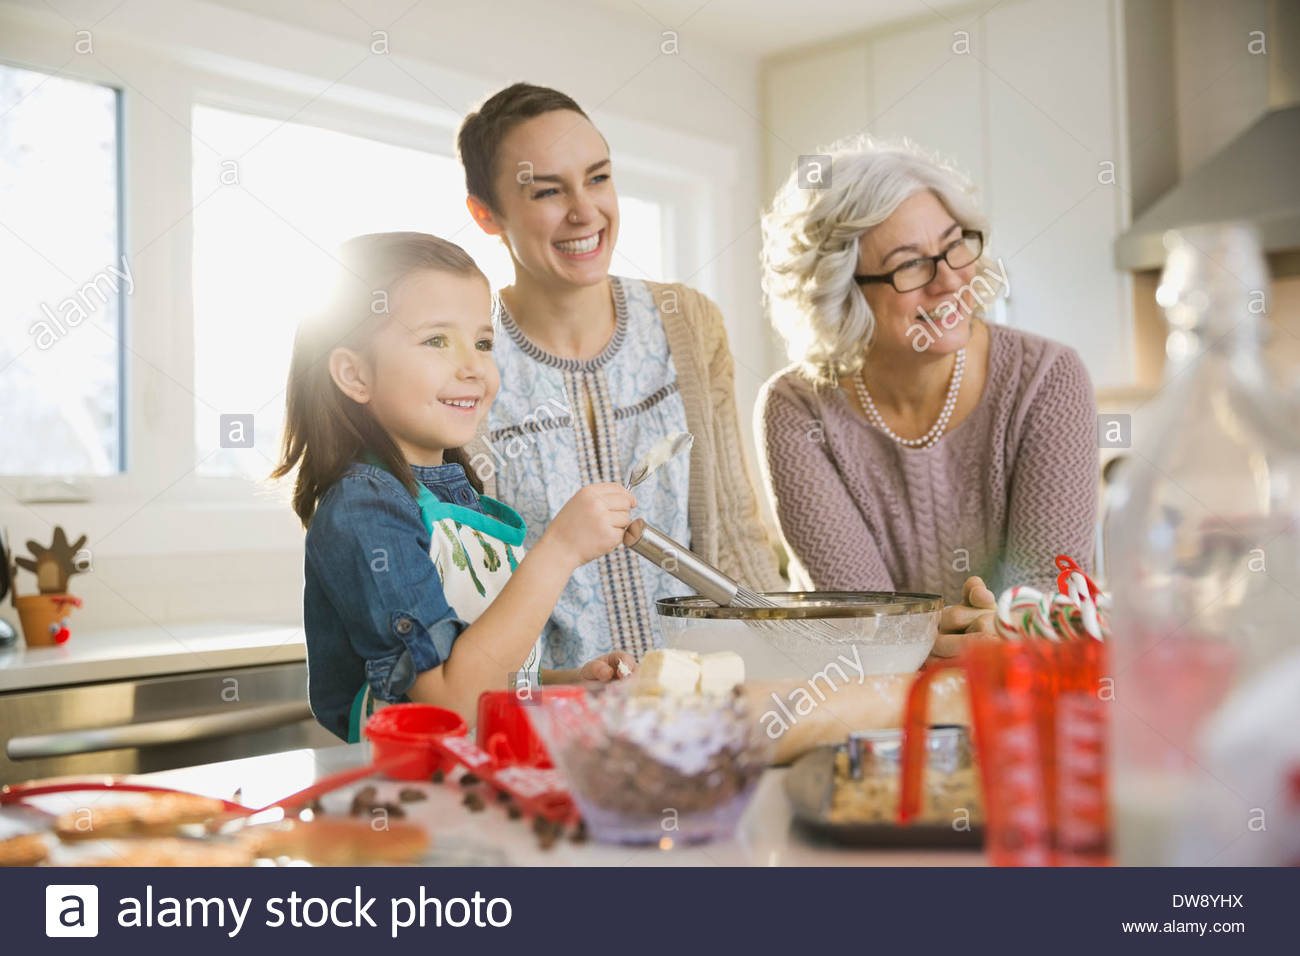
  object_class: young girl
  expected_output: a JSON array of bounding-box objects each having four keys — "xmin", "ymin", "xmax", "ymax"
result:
[{"xmin": 273, "ymin": 231, "xmax": 637, "ymax": 741}]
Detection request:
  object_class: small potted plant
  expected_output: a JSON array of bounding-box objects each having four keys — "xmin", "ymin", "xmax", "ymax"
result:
[{"xmin": 10, "ymin": 527, "xmax": 87, "ymax": 647}]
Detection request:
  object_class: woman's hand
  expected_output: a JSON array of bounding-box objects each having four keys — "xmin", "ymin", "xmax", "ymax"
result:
[
  {"xmin": 540, "ymin": 483, "xmax": 637, "ymax": 568},
  {"xmin": 577, "ymin": 651, "xmax": 637, "ymax": 682},
  {"xmin": 932, "ymin": 575, "xmax": 998, "ymax": 658}
]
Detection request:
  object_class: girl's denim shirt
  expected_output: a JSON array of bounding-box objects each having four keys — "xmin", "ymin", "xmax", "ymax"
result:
[{"xmin": 303, "ymin": 461, "xmax": 484, "ymax": 740}]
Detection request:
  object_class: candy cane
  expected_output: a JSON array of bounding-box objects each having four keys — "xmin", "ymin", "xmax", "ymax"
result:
[
  {"xmin": 995, "ymin": 587, "xmax": 1021, "ymax": 640},
  {"xmin": 1054, "ymin": 555, "xmax": 1105, "ymax": 641},
  {"xmin": 1049, "ymin": 593, "xmax": 1086, "ymax": 641},
  {"xmin": 995, "ymin": 556, "xmax": 1111, "ymax": 643},
  {"xmin": 996, "ymin": 586, "xmax": 1056, "ymax": 641},
  {"xmin": 1015, "ymin": 587, "xmax": 1058, "ymax": 641},
  {"xmin": 1054, "ymin": 555, "xmax": 1102, "ymax": 603}
]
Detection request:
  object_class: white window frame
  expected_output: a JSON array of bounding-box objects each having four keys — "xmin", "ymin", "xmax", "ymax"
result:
[{"xmin": 0, "ymin": 2, "xmax": 738, "ymax": 558}]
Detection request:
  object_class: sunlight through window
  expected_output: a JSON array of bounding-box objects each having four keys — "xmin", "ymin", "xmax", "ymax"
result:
[{"xmin": 192, "ymin": 105, "xmax": 663, "ymax": 479}]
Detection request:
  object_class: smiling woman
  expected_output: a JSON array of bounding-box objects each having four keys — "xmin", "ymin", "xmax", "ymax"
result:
[
  {"xmin": 757, "ymin": 140, "xmax": 1099, "ymax": 656},
  {"xmin": 455, "ymin": 83, "xmax": 782, "ymax": 670}
]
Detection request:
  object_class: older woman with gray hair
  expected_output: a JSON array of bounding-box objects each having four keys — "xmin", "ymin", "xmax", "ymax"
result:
[{"xmin": 756, "ymin": 141, "xmax": 1097, "ymax": 655}]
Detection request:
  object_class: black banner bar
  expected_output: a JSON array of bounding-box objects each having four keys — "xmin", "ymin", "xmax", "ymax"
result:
[{"xmin": 5, "ymin": 866, "xmax": 1292, "ymax": 953}]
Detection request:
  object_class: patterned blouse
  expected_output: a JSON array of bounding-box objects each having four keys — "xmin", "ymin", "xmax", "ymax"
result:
[{"xmin": 484, "ymin": 276, "xmax": 693, "ymax": 669}]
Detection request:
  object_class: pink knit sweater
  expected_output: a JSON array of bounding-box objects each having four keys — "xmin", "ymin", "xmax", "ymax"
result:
[{"xmin": 756, "ymin": 324, "xmax": 1098, "ymax": 604}]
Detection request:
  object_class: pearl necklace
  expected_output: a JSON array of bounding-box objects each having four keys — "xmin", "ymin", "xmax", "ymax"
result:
[{"xmin": 853, "ymin": 349, "xmax": 965, "ymax": 449}]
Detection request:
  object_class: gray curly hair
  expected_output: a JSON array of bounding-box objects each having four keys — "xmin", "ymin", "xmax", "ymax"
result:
[{"xmin": 761, "ymin": 137, "xmax": 993, "ymax": 385}]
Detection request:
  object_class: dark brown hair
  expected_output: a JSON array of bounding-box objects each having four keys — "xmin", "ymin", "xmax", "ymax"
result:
[
  {"xmin": 456, "ymin": 82, "xmax": 591, "ymax": 213},
  {"xmin": 271, "ymin": 232, "xmax": 487, "ymax": 527}
]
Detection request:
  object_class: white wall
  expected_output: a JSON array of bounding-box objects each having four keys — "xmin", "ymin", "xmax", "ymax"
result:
[{"xmin": 0, "ymin": 0, "xmax": 769, "ymax": 632}]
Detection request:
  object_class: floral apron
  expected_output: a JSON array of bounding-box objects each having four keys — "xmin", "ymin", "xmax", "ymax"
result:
[{"xmin": 346, "ymin": 478, "xmax": 536, "ymax": 742}]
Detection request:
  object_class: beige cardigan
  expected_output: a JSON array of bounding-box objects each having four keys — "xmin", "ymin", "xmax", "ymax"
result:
[{"xmin": 463, "ymin": 280, "xmax": 783, "ymax": 594}]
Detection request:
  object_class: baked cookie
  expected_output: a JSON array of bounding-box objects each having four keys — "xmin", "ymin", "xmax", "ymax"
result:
[
  {"xmin": 0, "ymin": 833, "xmax": 49, "ymax": 867},
  {"xmin": 239, "ymin": 816, "xmax": 430, "ymax": 865},
  {"xmin": 54, "ymin": 793, "xmax": 229, "ymax": 841}
]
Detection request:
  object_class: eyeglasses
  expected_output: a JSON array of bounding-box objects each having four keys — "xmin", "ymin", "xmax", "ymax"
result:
[{"xmin": 853, "ymin": 230, "xmax": 984, "ymax": 293}]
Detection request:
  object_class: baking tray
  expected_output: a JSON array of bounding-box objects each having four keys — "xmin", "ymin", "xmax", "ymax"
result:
[{"xmin": 784, "ymin": 744, "xmax": 984, "ymax": 848}]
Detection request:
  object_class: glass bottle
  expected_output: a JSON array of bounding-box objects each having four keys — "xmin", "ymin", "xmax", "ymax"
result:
[{"xmin": 1108, "ymin": 223, "xmax": 1300, "ymax": 866}]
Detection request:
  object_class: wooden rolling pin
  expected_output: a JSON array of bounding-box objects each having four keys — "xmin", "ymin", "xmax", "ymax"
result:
[{"xmin": 739, "ymin": 670, "xmax": 970, "ymax": 765}]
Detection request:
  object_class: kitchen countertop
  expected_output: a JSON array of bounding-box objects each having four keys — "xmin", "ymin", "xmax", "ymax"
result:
[
  {"xmin": 0, "ymin": 623, "xmax": 306, "ymax": 692},
  {"xmin": 132, "ymin": 742, "xmax": 986, "ymax": 867}
]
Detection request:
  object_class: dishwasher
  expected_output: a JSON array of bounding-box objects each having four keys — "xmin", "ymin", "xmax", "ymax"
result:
[{"xmin": 0, "ymin": 660, "xmax": 338, "ymax": 786}]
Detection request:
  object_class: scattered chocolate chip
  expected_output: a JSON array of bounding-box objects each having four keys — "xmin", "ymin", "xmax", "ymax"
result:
[
  {"xmin": 354, "ymin": 785, "xmax": 377, "ymax": 803},
  {"xmin": 463, "ymin": 792, "xmax": 486, "ymax": 812},
  {"xmin": 380, "ymin": 802, "xmax": 406, "ymax": 819},
  {"xmin": 531, "ymin": 816, "xmax": 565, "ymax": 851},
  {"xmin": 506, "ymin": 803, "xmax": 523, "ymax": 820},
  {"xmin": 398, "ymin": 788, "xmax": 427, "ymax": 803},
  {"xmin": 496, "ymin": 789, "xmax": 512, "ymax": 803},
  {"xmin": 570, "ymin": 819, "xmax": 588, "ymax": 843},
  {"xmin": 460, "ymin": 772, "xmax": 481, "ymax": 787},
  {"xmin": 431, "ymin": 769, "xmax": 445, "ymax": 784}
]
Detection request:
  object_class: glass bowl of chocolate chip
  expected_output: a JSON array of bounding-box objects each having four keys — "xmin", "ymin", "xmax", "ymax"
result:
[{"xmin": 526, "ymin": 682, "xmax": 773, "ymax": 845}]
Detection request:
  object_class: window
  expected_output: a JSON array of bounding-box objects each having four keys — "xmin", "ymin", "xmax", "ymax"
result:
[
  {"xmin": 191, "ymin": 105, "xmax": 666, "ymax": 479},
  {"xmin": 0, "ymin": 63, "xmax": 122, "ymax": 475}
]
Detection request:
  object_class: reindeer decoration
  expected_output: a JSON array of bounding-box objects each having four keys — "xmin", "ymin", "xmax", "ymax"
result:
[
  {"xmin": 15, "ymin": 527, "xmax": 88, "ymax": 594},
  {"xmin": 10, "ymin": 527, "xmax": 87, "ymax": 646}
]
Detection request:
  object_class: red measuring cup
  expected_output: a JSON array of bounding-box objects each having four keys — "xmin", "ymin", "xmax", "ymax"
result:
[
  {"xmin": 1050, "ymin": 637, "xmax": 1109, "ymax": 865},
  {"xmin": 900, "ymin": 639, "xmax": 1109, "ymax": 866},
  {"xmin": 363, "ymin": 703, "xmax": 469, "ymax": 780},
  {"xmin": 361, "ymin": 696, "xmax": 581, "ymax": 824},
  {"xmin": 476, "ymin": 686, "xmax": 584, "ymax": 768}
]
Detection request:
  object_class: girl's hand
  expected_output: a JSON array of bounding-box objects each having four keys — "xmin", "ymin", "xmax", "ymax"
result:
[
  {"xmin": 578, "ymin": 651, "xmax": 637, "ymax": 682},
  {"xmin": 932, "ymin": 575, "xmax": 998, "ymax": 658},
  {"xmin": 542, "ymin": 483, "xmax": 637, "ymax": 567}
]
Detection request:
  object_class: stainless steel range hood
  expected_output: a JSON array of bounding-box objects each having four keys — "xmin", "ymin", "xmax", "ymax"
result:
[
  {"xmin": 1113, "ymin": 106, "xmax": 1300, "ymax": 270},
  {"xmin": 1114, "ymin": 0, "xmax": 1300, "ymax": 270}
]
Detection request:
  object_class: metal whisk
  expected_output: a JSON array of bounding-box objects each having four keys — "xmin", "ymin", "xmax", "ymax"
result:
[{"xmin": 623, "ymin": 520, "xmax": 847, "ymax": 641}]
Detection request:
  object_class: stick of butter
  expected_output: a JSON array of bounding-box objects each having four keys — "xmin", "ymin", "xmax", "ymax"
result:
[
  {"xmin": 638, "ymin": 649, "xmax": 701, "ymax": 695},
  {"xmin": 697, "ymin": 651, "xmax": 745, "ymax": 696},
  {"xmin": 637, "ymin": 649, "xmax": 746, "ymax": 696}
]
